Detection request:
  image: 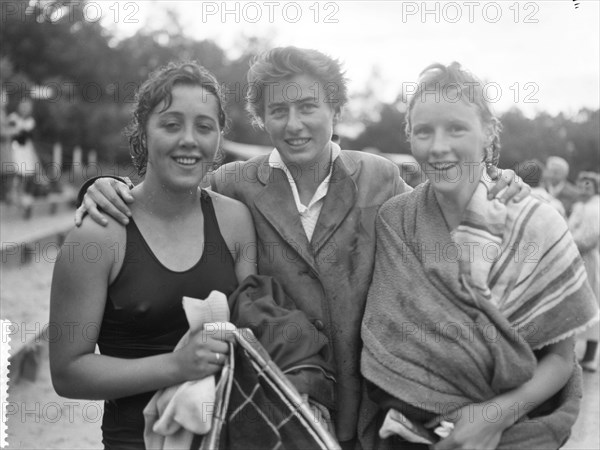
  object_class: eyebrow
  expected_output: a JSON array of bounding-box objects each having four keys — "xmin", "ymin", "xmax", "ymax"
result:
[
  {"xmin": 158, "ymin": 111, "xmax": 217, "ymax": 122},
  {"xmin": 266, "ymin": 97, "xmax": 318, "ymax": 109}
]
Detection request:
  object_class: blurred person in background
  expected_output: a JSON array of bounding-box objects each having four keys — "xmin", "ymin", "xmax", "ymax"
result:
[
  {"xmin": 516, "ymin": 159, "xmax": 566, "ymax": 216},
  {"xmin": 7, "ymin": 97, "xmax": 40, "ymax": 218},
  {"xmin": 542, "ymin": 156, "xmax": 579, "ymax": 217},
  {"xmin": 0, "ymin": 89, "xmax": 16, "ymax": 202},
  {"xmin": 568, "ymin": 171, "xmax": 600, "ymax": 372}
]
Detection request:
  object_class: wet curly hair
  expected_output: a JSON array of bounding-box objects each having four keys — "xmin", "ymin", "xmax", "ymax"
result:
[{"xmin": 125, "ymin": 61, "xmax": 227, "ymax": 176}]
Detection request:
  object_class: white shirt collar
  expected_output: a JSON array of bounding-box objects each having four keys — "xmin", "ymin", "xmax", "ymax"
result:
[{"xmin": 268, "ymin": 142, "xmax": 341, "ymax": 210}]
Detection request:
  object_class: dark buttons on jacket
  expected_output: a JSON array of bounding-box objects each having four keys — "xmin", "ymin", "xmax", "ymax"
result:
[{"xmin": 313, "ymin": 319, "xmax": 325, "ymax": 331}]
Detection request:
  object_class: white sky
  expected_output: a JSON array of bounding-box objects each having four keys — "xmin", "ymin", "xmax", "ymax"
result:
[{"xmin": 99, "ymin": 0, "xmax": 599, "ymax": 117}]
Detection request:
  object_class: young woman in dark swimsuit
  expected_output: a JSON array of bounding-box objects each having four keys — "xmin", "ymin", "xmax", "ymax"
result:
[{"xmin": 49, "ymin": 62, "xmax": 256, "ymax": 449}]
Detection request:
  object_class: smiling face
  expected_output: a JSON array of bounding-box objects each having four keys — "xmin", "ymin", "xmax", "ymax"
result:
[
  {"xmin": 145, "ymin": 85, "xmax": 221, "ymax": 191},
  {"xmin": 263, "ymin": 74, "xmax": 338, "ymax": 168},
  {"xmin": 410, "ymin": 93, "xmax": 491, "ymax": 200}
]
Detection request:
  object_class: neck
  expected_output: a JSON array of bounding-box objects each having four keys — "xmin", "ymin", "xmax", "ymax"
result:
[
  {"xmin": 434, "ymin": 165, "xmax": 484, "ymax": 231},
  {"xmin": 132, "ymin": 179, "xmax": 201, "ymax": 221},
  {"xmin": 284, "ymin": 143, "xmax": 333, "ymax": 199}
]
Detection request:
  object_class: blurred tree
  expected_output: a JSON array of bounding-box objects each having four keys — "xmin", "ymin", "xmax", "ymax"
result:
[
  {"xmin": 348, "ymin": 103, "xmax": 410, "ymax": 154},
  {"xmin": 2, "ymin": 0, "xmax": 596, "ymax": 177}
]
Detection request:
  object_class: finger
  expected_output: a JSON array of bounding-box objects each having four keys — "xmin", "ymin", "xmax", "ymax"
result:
[
  {"xmin": 511, "ymin": 181, "xmax": 531, "ymax": 203},
  {"xmin": 205, "ymin": 339, "xmax": 230, "ymax": 355},
  {"xmin": 499, "ymin": 174, "xmax": 520, "ymax": 204},
  {"xmin": 83, "ymin": 200, "xmax": 108, "ymax": 226},
  {"xmin": 74, "ymin": 205, "xmax": 86, "ymax": 227},
  {"xmin": 94, "ymin": 181, "xmax": 132, "ymax": 218},
  {"xmin": 486, "ymin": 164, "xmax": 500, "ymax": 181},
  {"xmin": 487, "ymin": 170, "xmax": 508, "ymax": 200},
  {"xmin": 211, "ymin": 351, "xmax": 226, "ymax": 366},
  {"xmin": 116, "ymin": 182, "xmax": 135, "ymax": 204},
  {"xmin": 122, "ymin": 176, "xmax": 135, "ymax": 190},
  {"xmin": 203, "ymin": 322, "xmax": 236, "ymax": 342},
  {"xmin": 87, "ymin": 190, "xmax": 130, "ymax": 225}
]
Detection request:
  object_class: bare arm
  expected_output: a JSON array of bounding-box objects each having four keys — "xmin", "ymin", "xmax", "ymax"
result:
[
  {"xmin": 432, "ymin": 337, "xmax": 575, "ymax": 450},
  {"xmin": 50, "ymin": 219, "xmax": 230, "ymax": 400}
]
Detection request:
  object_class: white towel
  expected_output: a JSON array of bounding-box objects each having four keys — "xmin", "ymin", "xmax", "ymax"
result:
[{"xmin": 144, "ymin": 291, "xmax": 233, "ymax": 450}]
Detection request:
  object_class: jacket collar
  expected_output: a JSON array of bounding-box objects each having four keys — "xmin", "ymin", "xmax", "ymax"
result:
[
  {"xmin": 254, "ymin": 144, "xmax": 358, "ymax": 264},
  {"xmin": 254, "ymin": 166, "xmax": 316, "ymax": 270}
]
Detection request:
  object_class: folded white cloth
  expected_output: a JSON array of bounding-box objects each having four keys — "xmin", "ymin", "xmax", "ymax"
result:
[{"xmin": 144, "ymin": 291, "xmax": 233, "ymax": 450}]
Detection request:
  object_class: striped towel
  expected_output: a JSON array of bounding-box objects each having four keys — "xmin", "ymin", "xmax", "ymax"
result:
[
  {"xmin": 361, "ymin": 178, "xmax": 599, "ymax": 449},
  {"xmin": 453, "ymin": 178, "xmax": 599, "ymax": 349}
]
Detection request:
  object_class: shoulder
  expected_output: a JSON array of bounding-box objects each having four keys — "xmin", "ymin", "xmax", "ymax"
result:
[
  {"xmin": 508, "ymin": 196, "xmax": 569, "ymax": 239},
  {"xmin": 205, "ymin": 190, "xmax": 254, "ymax": 246},
  {"xmin": 212, "ymin": 156, "xmax": 268, "ymax": 180},
  {"xmin": 379, "ymin": 182, "xmax": 424, "ymax": 216},
  {"xmin": 205, "ymin": 189, "xmax": 252, "ymax": 223},
  {"xmin": 70, "ymin": 214, "xmax": 124, "ymax": 247},
  {"xmin": 577, "ymin": 196, "xmax": 600, "ymax": 220},
  {"xmin": 58, "ymin": 215, "xmax": 125, "ymax": 269},
  {"xmin": 340, "ymin": 150, "xmax": 399, "ymax": 173},
  {"xmin": 209, "ymin": 156, "xmax": 268, "ymax": 195},
  {"xmin": 339, "ymin": 151, "xmax": 405, "ymax": 197}
]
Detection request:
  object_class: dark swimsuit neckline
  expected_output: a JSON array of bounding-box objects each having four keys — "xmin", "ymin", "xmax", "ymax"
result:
[{"xmin": 128, "ymin": 192, "xmax": 210, "ymax": 274}]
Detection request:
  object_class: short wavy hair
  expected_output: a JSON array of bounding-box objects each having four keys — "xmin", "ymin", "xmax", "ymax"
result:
[
  {"xmin": 245, "ymin": 46, "xmax": 348, "ymax": 128},
  {"xmin": 405, "ymin": 62, "xmax": 502, "ymax": 166},
  {"xmin": 126, "ymin": 61, "xmax": 227, "ymax": 176}
]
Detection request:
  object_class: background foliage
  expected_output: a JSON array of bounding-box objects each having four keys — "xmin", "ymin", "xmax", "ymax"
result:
[{"xmin": 2, "ymin": 0, "xmax": 598, "ymax": 179}]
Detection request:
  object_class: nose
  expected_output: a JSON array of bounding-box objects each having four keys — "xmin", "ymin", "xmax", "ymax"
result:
[
  {"xmin": 430, "ymin": 129, "xmax": 450, "ymax": 157},
  {"xmin": 179, "ymin": 124, "xmax": 198, "ymax": 148},
  {"xmin": 285, "ymin": 107, "xmax": 303, "ymax": 133}
]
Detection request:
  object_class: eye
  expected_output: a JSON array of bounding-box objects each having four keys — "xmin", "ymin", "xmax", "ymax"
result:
[
  {"xmin": 300, "ymin": 103, "xmax": 318, "ymax": 113},
  {"xmin": 267, "ymin": 106, "xmax": 287, "ymax": 117},
  {"xmin": 449, "ymin": 124, "xmax": 467, "ymax": 134},
  {"xmin": 161, "ymin": 121, "xmax": 181, "ymax": 131},
  {"xmin": 412, "ymin": 126, "xmax": 431, "ymax": 138},
  {"xmin": 196, "ymin": 122, "xmax": 215, "ymax": 132}
]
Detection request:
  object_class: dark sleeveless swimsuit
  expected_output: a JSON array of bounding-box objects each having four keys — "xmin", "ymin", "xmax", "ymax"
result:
[{"xmin": 98, "ymin": 190, "xmax": 237, "ymax": 449}]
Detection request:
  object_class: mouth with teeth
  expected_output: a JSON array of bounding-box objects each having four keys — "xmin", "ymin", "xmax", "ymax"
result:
[
  {"xmin": 173, "ymin": 156, "xmax": 201, "ymax": 166},
  {"xmin": 285, "ymin": 138, "xmax": 311, "ymax": 147},
  {"xmin": 429, "ymin": 162, "xmax": 458, "ymax": 171}
]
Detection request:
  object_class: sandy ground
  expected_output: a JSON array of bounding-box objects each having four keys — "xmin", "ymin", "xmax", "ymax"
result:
[
  {"xmin": 2, "ymin": 257, "xmax": 103, "ymax": 449},
  {"xmin": 2, "ymin": 258, "xmax": 599, "ymax": 449}
]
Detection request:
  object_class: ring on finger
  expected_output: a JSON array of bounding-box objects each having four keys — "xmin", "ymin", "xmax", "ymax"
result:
[{"xmin": 215, "ymin": 352, "xmax": 220, "ymax": 362}]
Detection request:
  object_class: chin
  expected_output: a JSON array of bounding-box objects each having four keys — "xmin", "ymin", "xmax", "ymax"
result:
[{"xmin": 428, "ymin": 178, "xmax": 466, "ymax": 196}]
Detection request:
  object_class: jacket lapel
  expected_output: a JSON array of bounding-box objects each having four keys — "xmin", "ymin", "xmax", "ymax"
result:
[
  {"xmin": 254, "ymin": 164, "xmax": 317, "ymax": 271},
  {"xmin": 310, "ymin": 155, "xmax": 357, "ymax": 254}
]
